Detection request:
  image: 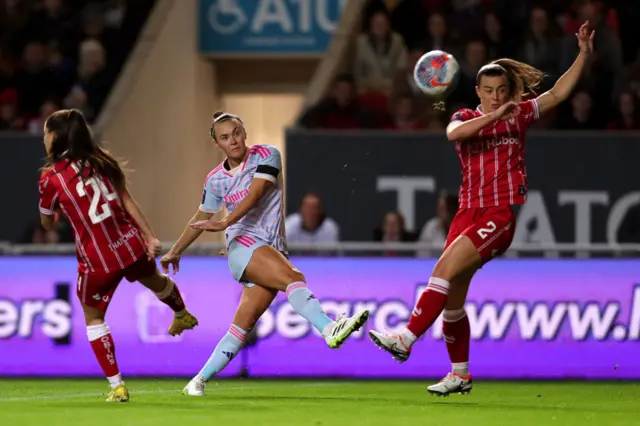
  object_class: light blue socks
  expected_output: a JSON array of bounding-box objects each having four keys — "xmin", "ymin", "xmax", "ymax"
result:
[
  {"xmin": 197, "ymin": 324, "xmax": 246, "ymax": 380},
  {"xmin": 286, "ymin": 282, "xmax": 333, "ymax": 334}
]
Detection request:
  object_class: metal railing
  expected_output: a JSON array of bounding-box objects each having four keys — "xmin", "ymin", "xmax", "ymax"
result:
[{"xmin": 1, "ymin": 242, "xmax": 639, "ymax": 258}]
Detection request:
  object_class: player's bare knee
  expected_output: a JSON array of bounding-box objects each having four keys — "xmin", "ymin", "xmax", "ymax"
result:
[
  {"xmin": 288, "ymin": 268, "xmax": 305, "ymax": 284},
  {"xmin": 431, "ymin": 258, "xmax": 457, "ymax": 283},
  {"xmin": 83, "ymin": 306, "xmax": 105, "ymax": 325},
  {"xmin": 85, "ymin": 318, "xmax": 105, "ymax": 326},
  {"xmin": 274, "ymin": 267, "xmax": 305, "ymax": 290}
]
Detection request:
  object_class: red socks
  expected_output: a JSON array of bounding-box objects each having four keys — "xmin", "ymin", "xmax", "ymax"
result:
[
  {"xmin": 155, "ymin": 277, "xmax": 186, "ymax": 314},
  {"xmin": 443, "ymin": 308, "xmax": 470, "ymax": 376},
  {"xmin": 406, "ymin": 277, "xmax": 450, "ymax": 338},
  {"xmin": 87, "ymin": 323, "xmax": 123, "ymax": 387}
]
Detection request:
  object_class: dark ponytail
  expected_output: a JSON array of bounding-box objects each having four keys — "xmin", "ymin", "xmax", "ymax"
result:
[{"xmin": 43, "ymin": 109, "xmax": 127, "ymax": 192}]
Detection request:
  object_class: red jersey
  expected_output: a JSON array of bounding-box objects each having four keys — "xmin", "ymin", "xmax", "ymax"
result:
[
  {"xmin": 450, "ymin": 99, "xmax": 539, "ymax": 208},
  {"xmin": 38, "ymin": 160, "xmax": 147, "ymax": 274}
]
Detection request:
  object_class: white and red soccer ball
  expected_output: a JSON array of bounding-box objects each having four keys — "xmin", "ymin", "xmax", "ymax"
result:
[{"xmin": 413, "ymin": 50, "xmax": 460, "ymax": 98}]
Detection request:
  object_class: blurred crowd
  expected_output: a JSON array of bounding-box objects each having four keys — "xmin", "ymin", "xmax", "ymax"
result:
[
  {"xmin": 300, "ymin": 0, "xmax": 640, "ymax": 131},
  {"xmin": 0, "ymin": 0, "xmax": 154, "ymax": 132},
  {"xmin": 285, "ymin": 191, "xmax": 458, "ymax": 258}
]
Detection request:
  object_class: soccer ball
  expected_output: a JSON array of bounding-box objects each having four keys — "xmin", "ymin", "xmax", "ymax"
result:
[{"xmin": 413, "ymin": 50, "xmax": 460, "ymax": 98}]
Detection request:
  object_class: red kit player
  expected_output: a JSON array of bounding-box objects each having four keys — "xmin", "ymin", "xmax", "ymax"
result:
[
  {"xmin": 38, "ymin": 109, "xmax": 198, "ymax": 402},
  {"xmin": 370, "ymin": 22, "xmax": 595, "ymax": 395}
]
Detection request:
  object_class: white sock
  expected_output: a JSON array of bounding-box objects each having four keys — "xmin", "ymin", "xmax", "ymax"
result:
[
  {"xmin": 400, "ymin": 328, "xmax": 417, "ymax": 346},
  {"xmin": 107, "ymin": 373, "xmax": 124, "ymax": 389},
  {"xmin": 321, "ymin": 322, "xmax": 335, "ymax": 337},
  {"xmin": 452, "ymin": 362, "xmax": 469, "ymax": 377}
]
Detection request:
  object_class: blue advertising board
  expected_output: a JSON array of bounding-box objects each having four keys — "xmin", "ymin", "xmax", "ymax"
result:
[{"xmin": 198, "ymin": 0, "xmax": 346, "ymax": 56}]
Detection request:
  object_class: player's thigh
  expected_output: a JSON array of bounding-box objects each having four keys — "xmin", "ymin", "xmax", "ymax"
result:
[
  {"xmin": 461, "ymin": 207, "xmax": 515, "ymax": 264},
  {"xmin": 76, "ymin": 270, "xmax": 123, "ymax": 318},
  {"xmin": 232, "ymin": 285, "xmax": 278, "ymax": 331},
  {"xmin": 230, "ymin": 239, "xmax": 304, "ymax": 291},
  {"xmin": 432, "ymin": 234, "xmax": 482, "ymax": 283}
]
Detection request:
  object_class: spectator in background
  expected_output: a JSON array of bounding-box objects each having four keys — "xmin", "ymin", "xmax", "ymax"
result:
[
  {"xmin": 26, "ymin": 0, "xmax": 75, "ymax": 57},
  {"xmin": 14, "ymin": 40, "xmax": 57, "ymax": 117},
  {"xmin": 80, "ymin": 3, "xmax": 122, "ymax": 67},
  {"xmin": 63, "ymin": 84, "xmax": 88, "ymax": 115},
  {"xmin": 27, "ymin": 98, "xmax": 60, "ymax": 134},
  {"xmin": 373, "ymin": 211, "xmax": 417, "ymax": 257},
  {"xmin": 608, "ymin": 91, "xmax": 640, "ymax": 131},
  {"xmin": 560, "ymin": 1, "xmax": 621, "ymax": 119},
  {"xmin": 299, "ymin": 74, "xmax": 375, "ymax": 129},
  {"xmin": 518, "ymin": 7, "xmax": 561, "ymax": 82},
  {"xmin": 451, "ymin": 39, "xmax": 487, "ymax": 109},
  {"xmin": 285, "ymin": 192, "xmax": 340, "ymax": 247},
  {"xmin": 422, "ymin": 12, "xmax": 457, "ymax": 57},
  {"xmin": 555, "ymin": 90, "xmax": 596, "ymax": 130},
  {"xmin": 482, "ymin": 11, "xmax": 513, "ymax": 60},
  {"xmin": 614, "ymin": 49, "xmax": 640, "ymax": 102},
  {"xmin": 387, "ymin": 95, "xmax": 423, "ymax": 130},
  {"xmin": 354, "ymin": 10, "xmax": 407, "ymax": 94},
  {"xmin": 390, "ymin": 47, "xmax": 430, "ymax": 113},
  {"xmin": 47, "ymin": 39, "xmax": 76, "ymax": 95},
  {"xmin": 20, "ymin": 216, "xmax": 73, "ymax": 244},
  {"xmin": 0, "ymin": 88, "xmax": 24, "ymax": 130},
  {"xmin": 417, "ymin": 192, "xmax": 458, "ymax": 257},
  {"xmin": 0, "ymin": 44, "xmax": 15, "ymax": 92},
  {"xmin": 76, "ymin": 39, "xmax": 114, "ymax": 122}
]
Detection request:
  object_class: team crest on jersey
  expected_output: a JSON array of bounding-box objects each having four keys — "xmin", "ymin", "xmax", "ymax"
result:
[{"xmin": 518, "ymin": 185, "xmax": 526, "ymax": 196}]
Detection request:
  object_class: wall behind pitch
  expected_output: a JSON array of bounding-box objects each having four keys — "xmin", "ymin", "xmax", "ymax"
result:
[{"xmin": 98, "ymin": 0, "xmax": 224, "ymax": 242}]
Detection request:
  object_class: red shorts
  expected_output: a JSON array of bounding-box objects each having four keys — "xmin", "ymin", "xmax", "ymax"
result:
[
  {"xmin": 76, "ymin": 256, "xmax": 157, "ymax": 312},
  {"xmin": 444, "ymin": 206, "xmax": 516, "ymax": 265}
]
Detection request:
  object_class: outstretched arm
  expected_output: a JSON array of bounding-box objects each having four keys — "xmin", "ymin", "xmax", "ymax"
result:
[
  {"xmin": 169, "ymin": 209, "xmax": 214, "ymax": 255},
  {"xmin": 536, "ymin": 21, "xmax": 594, "ymax": 115}
]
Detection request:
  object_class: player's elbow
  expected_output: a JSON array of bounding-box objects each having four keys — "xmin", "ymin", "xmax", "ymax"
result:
[
  {"xmin": 446, "ymin": 127, "xmax": 463, "ymax": 142},
  {"xmin": 446, "ymin": 123, "xmax": 462, "ymax": 141}
]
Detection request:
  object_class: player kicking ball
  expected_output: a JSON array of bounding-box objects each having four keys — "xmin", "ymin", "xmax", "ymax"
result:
[
  {"xmin": 38, "ymin": 109, "xmax": 199, "ymax": 402},
  {"xmin": 161, "ymin": 112, "xmax": 369, "ymax": 396},
  {"xmin": 369, "ymin": 22, "xmax": 594, "ymax": 396}
]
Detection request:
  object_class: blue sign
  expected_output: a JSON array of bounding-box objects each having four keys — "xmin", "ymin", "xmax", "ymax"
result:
[{"xmin": 199, "ymin": 0, "xmax": 346, "ymax": 56}]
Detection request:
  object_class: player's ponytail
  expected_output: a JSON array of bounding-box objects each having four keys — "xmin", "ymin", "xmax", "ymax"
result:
[
  {"xmin": 490, "ymin": 58, "xmax": 545, "ymax": 100},
  {"xmin": 44, "ymin": 109, "xmax": 127, "ymax": 192}
]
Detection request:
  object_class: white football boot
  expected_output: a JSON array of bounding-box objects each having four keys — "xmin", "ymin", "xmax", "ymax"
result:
[
  {"xmin": 368, "ymin": 330, "xmax": 411, "ymax": 362},
  {"xmin": 427, "ymin": 372, "xmax": 473, "ymax": 396},
  {"xmin": 324, "ymin": 310, "xmax": 370, "ymax": 349},
  {"xmin": 182, "ymin": 375, "xmax": 206, "ymax": 396}
]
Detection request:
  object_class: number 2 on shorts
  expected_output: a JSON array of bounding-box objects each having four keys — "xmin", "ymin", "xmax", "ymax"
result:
[{"xmin": 477, "ymin": 221, "xmax": 497, "ymax": 240}]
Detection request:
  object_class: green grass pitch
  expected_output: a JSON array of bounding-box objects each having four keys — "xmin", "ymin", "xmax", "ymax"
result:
[{"xmin": 0, "ymin": 379, "xmax": 639, "ymax": 426}]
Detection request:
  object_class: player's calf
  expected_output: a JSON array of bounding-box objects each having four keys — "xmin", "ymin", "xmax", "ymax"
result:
[
  {"xmin": 141, "ymin": 273, "xmax": 199, "ymax": 335},
  {"xmin": 184, "ymin": 324, "xmax": 247, "ymax": 396},
  {"xmin": 86, "ymin": 320, "xmax": 125, "ymax": 390},
  {"xmin": 154, "ymin": 275, "xmax": 187, "ymax": 315}
]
